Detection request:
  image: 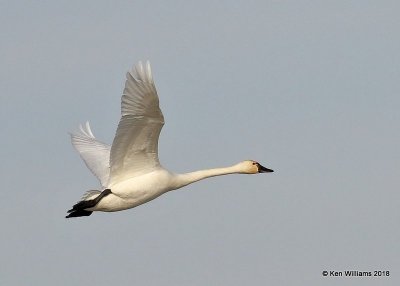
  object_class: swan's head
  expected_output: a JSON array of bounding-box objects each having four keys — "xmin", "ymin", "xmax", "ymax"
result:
[{"xmin": 237, "ymin": 160, "xmax": 274, "ymax": 174}]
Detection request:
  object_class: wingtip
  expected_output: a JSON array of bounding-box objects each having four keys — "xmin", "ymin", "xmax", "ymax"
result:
[
  {"xmin": 145, "ymin": 60, "xmax": 153, "ymax": 82},
  {"xmin": 85, "ymin": 121, "xmax": 94, "ymax": 137},
  {"xmin": 135, "ymin": 61, "xmax": 145, "ymax": 79},
  {"xmin": 71, "ymin": 121, "xmax": 95, "ymax": 138},
  {"xmin": 128, "ymin": 60, "xmax": 154, "ymax": 83}
]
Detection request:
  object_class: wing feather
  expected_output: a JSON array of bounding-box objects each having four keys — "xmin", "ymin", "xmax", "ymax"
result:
[
  {"xmin": 108, "ymin": 61, "xmax": 164, "ymax": 185},
  {"xmin": 70, "ymin": 122, "xmax": 111, "ymax": 187}
]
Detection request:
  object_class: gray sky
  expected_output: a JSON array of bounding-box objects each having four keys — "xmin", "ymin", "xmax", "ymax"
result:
[{"xmin": 1, "ymin": 1, "xmax": 399, "ymax": 285}]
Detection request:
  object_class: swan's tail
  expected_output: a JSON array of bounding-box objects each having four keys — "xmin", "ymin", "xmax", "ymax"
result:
[{"xmin": 65, "ymin": 190, "xmax": 102, "ymax": 218}]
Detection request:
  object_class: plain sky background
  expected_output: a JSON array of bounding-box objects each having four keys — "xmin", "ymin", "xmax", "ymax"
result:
[{"xmin": 1, "ymin": 1, "xmax": 399, "ymax": 285}]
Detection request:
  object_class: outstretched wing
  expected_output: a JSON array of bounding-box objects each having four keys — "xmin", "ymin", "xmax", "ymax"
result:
[
  {"xmin": 70, "ymin": 121, "xmax": 111, "ymax": 187},
  {"xmin": 108, "ymin": 61, "xmax": 165, "ymax": 185}
]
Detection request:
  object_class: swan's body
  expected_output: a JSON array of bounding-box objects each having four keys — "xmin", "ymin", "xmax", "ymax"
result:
[{"xmin": 66, "ymin": 61, "xmax": 273, "ymax": 218}]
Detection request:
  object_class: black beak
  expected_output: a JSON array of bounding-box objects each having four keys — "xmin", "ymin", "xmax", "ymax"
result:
[{"xmin": 258, "ymin": 163, "xmax": 274, "ymax": 173}]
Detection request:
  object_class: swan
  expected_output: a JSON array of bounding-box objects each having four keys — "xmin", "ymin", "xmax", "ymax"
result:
[{"xmin": 66, "ymin": 61, "xmax": 273, "ymax": 218}]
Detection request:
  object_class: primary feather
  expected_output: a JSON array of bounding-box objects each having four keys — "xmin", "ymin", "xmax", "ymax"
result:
[{"xmin": 70, "ymin": 121, "xmax": 110, "ymax": 187}]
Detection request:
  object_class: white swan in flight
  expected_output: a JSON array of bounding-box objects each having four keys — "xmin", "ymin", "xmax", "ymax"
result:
[{"xmin": 66, "ymin": 61, "xmax": 273, "ymax": 218}]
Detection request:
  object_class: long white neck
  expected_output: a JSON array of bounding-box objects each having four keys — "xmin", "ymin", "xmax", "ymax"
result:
[{"xmin": 172, "ymin": 165, "xmax": 242, "ymax": 190}]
